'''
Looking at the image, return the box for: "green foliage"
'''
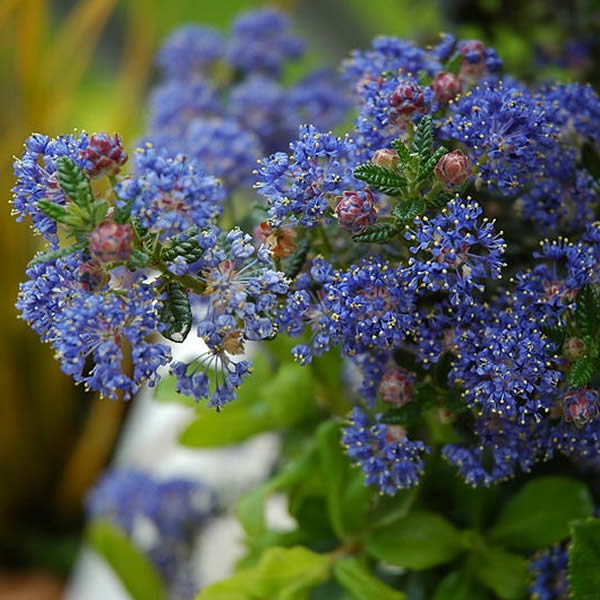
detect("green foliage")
[195,546,331,600]
[352,222,402,243]
[161,228,204,263]
[57,156,94,210]
[444,52,463,75]
[333,558,407,600]
[575,285,600,337]
[281,235,310,280]
[392,197,426,221]
[411,115,434,158]
[87,521,167,600]
[489,476,594,552]
[567,356,596,387]
[29,240,87,265]
[569,518,600,600]
[353,163,407,196]
[160,280,193,342]
[433,569,490,600]
[581,142,600,180]
[365,510,463,569]
[475,546,529,600]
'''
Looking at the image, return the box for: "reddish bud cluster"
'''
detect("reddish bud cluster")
[379,366,415,406]
[334,189,377,234]
[388,81,426,122]
[81,132,128,178]
[88,220,134,263]
[371,148,401,171]
[435,150,471,187]
[431,72,461,103]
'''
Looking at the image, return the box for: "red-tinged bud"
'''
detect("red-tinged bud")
[254,221,297,258]
[563,337,586,361]
[563,388,599,427]
[372,148,401,170]
[435,150,471,187]
[388,80,427,122]
[334,189,377,234]
[379,367,415,406]
[459,40,487,79]
[81,133,128,177]
[384,424,407,443]
[88,220,134,263]
[78,258,110,292]
[431,72,461,103]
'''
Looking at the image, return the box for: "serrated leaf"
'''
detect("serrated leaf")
[581,142,600,180]
[87,521,167,600]
[411,115,434,158]
[334,558,406,600]
[567,357,596,387]
[540,324,566,349]
[126,249,151,269]
[417,146,447,183]
[489,476,593,552]
[569,518,600,600]
[352,222,401,243]
[57,156,94,209]
[380,401,425,427]
[30,241,87,265]
[365,510,462,569]
[353,164,407,196]
[160,281,192,342]
[392,197,426,221]
[575,285,600,337]
[390,138,412,164]
[475,546,528,600]
[36,199,71,223]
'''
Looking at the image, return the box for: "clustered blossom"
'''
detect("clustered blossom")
[528,545,570,600]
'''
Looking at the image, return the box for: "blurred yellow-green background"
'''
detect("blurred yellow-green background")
[1,0,597,591]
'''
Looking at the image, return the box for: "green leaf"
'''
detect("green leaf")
[365,510,463,569]
[390,138,412,164]
[87,521,167,600]
[575,285,600,337]
[567,356,596,387]
[569,518,600,600]
[581,141,600,180]
[489,476,594,552]
[57,156,94,209]
[475,546,528,600]
[281,235,310,280]
[411,115,434,158]
[160,281,192,342]
[30,241,87,265]
[540,324,566,349]
[161,238,204,263]
[353,164,407,196]
[369,488,418,529]
[334,558,406,600]
[392,197,426,221]
[317,420,370,538]
[352,222,401,243]
[126,248,151,269]
[36,199,71,223]
[444,52,463,75]
[433,569,490,600]
[418,146,447,183]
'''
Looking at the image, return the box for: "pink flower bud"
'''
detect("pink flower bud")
[563,337,586,361]
[435,150,471,187]
[81,133,128,177]
[431,72,461,103]
[334,189,377,234]
[563,388,599,427]
[379,367,415,406]
[384,424,407,443]
[388,80,427,122]
[372,148,401,170]
[88,220,134,263]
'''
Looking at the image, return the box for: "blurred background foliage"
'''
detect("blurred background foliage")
[1,0,598,581]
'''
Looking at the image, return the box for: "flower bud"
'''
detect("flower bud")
[334,189,377,234]
[81,132,128,177]
[458,40,487,79]
[384,424,407,443]
[562,388,599,427]
[372,148,401,171]
[379,367,415,406]
[435,150,471,187]
[88,220,134,263]
[388,80,427,122]
[78,258,110,292]
[431,72,461,103]
[563,337,586,361]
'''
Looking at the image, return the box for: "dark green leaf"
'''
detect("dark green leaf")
[380,400,427,427]
[30,241,87,265]
[567,357,596,387]
[281,235,310,280]
[540,324,566,349]
[569,518,600,600]
[353,164,407,196]
[433,569,490,600]
[475,546,529,600]
[392,197,426,221]
[418,146,448,183]
[126,249,151,269]
[36,199,71,223]
[365,510,463,569]
[352,222,401,243]
[334,558,406,600]
[581,142,600,180]
[57,156,94,209]
[87,521,167,600]
[161,238,203,263]
[444,52,463,75]
[489,476,594,552]
[369,488,418,528]
[160,281,192,342]
[391,138,412,164]
[412,115,434,158]
[575,285,600,337]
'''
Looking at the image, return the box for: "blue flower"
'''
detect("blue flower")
[528,545,569,600]
[342,407,429,494]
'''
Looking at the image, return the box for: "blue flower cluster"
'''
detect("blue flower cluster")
[528,544,569,600]
[86,467,216,597]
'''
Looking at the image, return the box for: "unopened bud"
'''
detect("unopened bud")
[89,220,134,263]
[431,72,461,103]
[435,150,471,187]
[388,80,427,122]
[372,148,401,171]
[458,40,487,79]
[384,424,407,443]
[379,367,415,406]
[334,189,377,234]
[563,388,599,427]
[81,133,128,177]
[563,337,586,361]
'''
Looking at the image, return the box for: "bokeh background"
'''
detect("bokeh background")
[1,0,598,595]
